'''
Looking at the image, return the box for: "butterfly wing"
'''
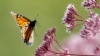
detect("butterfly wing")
[10,11,34,46]
[21,25,34,45]
[10,11,31,28]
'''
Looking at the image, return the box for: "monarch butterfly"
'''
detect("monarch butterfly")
[10,11,37,46]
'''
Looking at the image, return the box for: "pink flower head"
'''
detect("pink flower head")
[82,0,99,9]
[35,27,70,56]
[35,27,56,56]
[44,27,56,41]
[62,4,78,32]
[81,12,100,38]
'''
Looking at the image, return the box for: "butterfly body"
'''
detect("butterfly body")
[29,20,37,27]
[10,11,36,46]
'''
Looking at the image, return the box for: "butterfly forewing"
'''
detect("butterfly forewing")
[10,11,31,28]
[10,11,35,46]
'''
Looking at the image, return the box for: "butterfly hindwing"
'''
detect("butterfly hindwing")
[21,24,34,45]
[10,11,36,46]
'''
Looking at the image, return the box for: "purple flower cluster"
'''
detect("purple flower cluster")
[35,0,100,56]
[62,4,85,32]
[35,27,55,56]
[62,4,77,32]
[81,12,100,38]
[82,0,99,9]
[35,27,69,56]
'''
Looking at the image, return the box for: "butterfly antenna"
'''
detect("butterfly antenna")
[33,14,41,36]
[34,14,39,20]
[34,14,42,20]
[34,14,41,28]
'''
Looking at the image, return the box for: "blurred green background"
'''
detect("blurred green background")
[0,0,100,56]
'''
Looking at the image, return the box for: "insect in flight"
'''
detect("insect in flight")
[10,11,37,46]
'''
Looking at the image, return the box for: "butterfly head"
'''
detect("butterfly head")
[29,20,37,27]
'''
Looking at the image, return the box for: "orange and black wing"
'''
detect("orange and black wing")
[10,11,34,46]
[10,11,31,28]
